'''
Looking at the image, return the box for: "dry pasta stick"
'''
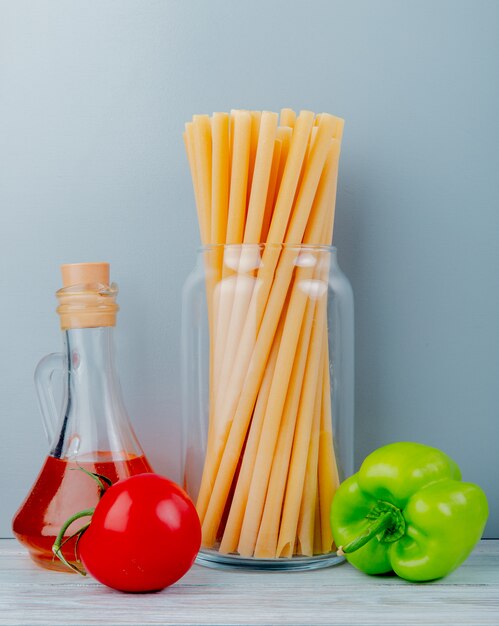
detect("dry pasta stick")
[197,111,251,522]
[250,114,323,324]
[314,126,342,542]
[245,112,279,242]
[236,260,316,557]
[292,139,342,556]
[266,111,316,243]
[200,122,335,547]
[237,136,339,555]
[313,486,322,555]
[296,358,323,556]
[193,114,342,548]
[213,112,278,411]
[192,115,212,243]
[186,115,211,243]
[219,308,286,554]
[183,126,205,244]
[201,119,337,547]
[274,135,342,557]
[270,142,339,552]
[318,134,343,553]
[230,112,314,355]
[208,111,279,524]
[318,342,340,553]
[195,112,315,528]
[276,295,327,558]
[185,120,218,370]
[280,108,296,127]
[295,126,318,209]
[209,113,230,400]
[209,133,338,555]
[251,186,334,558]
[183,109,344,554]
[316,136,342,553]
[211,109,252,389]
[185,122,216,438]
[211,112,230,247]
[260,137,283,242]
[189,117,219,423]
[228,111,235,175]
[284,116,336,242]
[252,292,316,557]
[255,302,329,557]
[221,114,334,425]
[261,125,293,242]
[200,275,294,544]
[192,115,215,327]
[225,110,252,243]
[185,123,217,418]
[272,127,293,211]
[182,118,283,369]
[246,111,262,206]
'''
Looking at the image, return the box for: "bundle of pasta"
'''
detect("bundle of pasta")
[184,109,343,558]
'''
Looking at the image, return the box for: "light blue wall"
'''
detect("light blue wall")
[1,0,498,536]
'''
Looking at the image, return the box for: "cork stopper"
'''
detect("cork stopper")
[56,262,119,330]
[61,262,110,288]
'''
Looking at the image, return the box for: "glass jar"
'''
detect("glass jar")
[182,244,353,570]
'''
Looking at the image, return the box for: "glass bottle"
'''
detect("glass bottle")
[12,263,152,571]
[182,244,354,570]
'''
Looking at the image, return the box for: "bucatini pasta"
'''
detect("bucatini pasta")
[184,109,343,558]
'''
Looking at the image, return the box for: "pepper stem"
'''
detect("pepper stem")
[337,511,394,556]
[52,508,94,575]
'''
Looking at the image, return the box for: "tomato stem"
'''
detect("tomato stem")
[52,508,95,575]
[70,466,113,496]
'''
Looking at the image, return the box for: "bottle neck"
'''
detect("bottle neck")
[64,326,118,393]
[51,326,143,461]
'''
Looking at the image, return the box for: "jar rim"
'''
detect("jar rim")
[199,243,336,253]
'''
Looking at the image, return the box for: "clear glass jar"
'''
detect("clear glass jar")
[182,244,354,570]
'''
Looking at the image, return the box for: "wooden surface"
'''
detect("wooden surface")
[0,539,498,626]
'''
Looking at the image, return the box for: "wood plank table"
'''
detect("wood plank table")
[0,539,498,625]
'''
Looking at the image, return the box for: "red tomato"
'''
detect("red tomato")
[78,473,201,592]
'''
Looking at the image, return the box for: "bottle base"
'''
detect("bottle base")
[195,549,345,571]
[28,551,78,573]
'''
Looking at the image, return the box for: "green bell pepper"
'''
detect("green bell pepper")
[330,442,488,582]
